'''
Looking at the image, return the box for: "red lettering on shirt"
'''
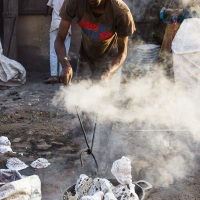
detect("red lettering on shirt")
[79,20,99,32]
[100,32,113,40]
[79,20,114,40]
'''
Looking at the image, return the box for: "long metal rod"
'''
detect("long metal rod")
[75,106,90,149]
[91,152,98,171]
[75,106,98,171]
[91,116,97,151]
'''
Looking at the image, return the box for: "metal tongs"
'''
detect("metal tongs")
[75,106,98,172]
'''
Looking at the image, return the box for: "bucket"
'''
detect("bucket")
[63,179,152,200]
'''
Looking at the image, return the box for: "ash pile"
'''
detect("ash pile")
[63,157,152,200]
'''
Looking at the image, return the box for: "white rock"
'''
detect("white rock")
[75,174,93,199]
[104,190,117,200]
[0,136,12,153]
[6,157,28,171]
[88,178,101,196]
[0,146,12,154]
[112,184,139,200]
[30,158,50,169]
[129,183,139,200]
[0,136,11,146]
[111,156,132,185]
[81,191,104,200]
[99,179,113,193]
[88,178,113,196]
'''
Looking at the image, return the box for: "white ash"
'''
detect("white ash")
[75,174,93,199]
[111,156,132,185]
[81,191,104,200]
[112,184,139,200]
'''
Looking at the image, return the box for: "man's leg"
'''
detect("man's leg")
[50,30,58,77]
[44,30,58,83]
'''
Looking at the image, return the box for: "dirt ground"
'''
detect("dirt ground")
[0,72,200,200]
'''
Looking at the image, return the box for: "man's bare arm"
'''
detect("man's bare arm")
[55,19,71,68]
[102,36,128,80]
[55,20,72,85]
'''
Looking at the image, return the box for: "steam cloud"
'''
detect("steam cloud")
[52,66,200,188]
[53,72,200,135]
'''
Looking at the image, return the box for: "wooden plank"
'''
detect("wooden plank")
[3,0,18,60]
[0,0,3,40]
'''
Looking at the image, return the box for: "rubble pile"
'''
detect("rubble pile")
[0,136,50,199]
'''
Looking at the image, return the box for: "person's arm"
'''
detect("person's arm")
[101,36,128,80]
[55,19,72,85]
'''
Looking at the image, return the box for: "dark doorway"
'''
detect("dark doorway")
[0,0,3,43]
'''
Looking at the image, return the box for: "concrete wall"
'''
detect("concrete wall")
[17,15,81,72]
[17,15,50,72]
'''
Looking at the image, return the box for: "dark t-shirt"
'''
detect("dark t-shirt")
[60,0,135,65]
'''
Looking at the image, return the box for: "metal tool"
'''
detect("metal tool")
[75,106,98,172]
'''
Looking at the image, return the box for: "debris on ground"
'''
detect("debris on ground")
[0,169,41,200]
[6,157,28,171]
[30,158,51,169]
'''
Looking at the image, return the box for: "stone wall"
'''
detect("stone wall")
[125,0,166,44]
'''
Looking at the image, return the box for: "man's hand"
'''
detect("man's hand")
[60,66,73,85]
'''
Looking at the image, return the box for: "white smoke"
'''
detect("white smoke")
[53,72,200,137]
[52,68,200,187]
